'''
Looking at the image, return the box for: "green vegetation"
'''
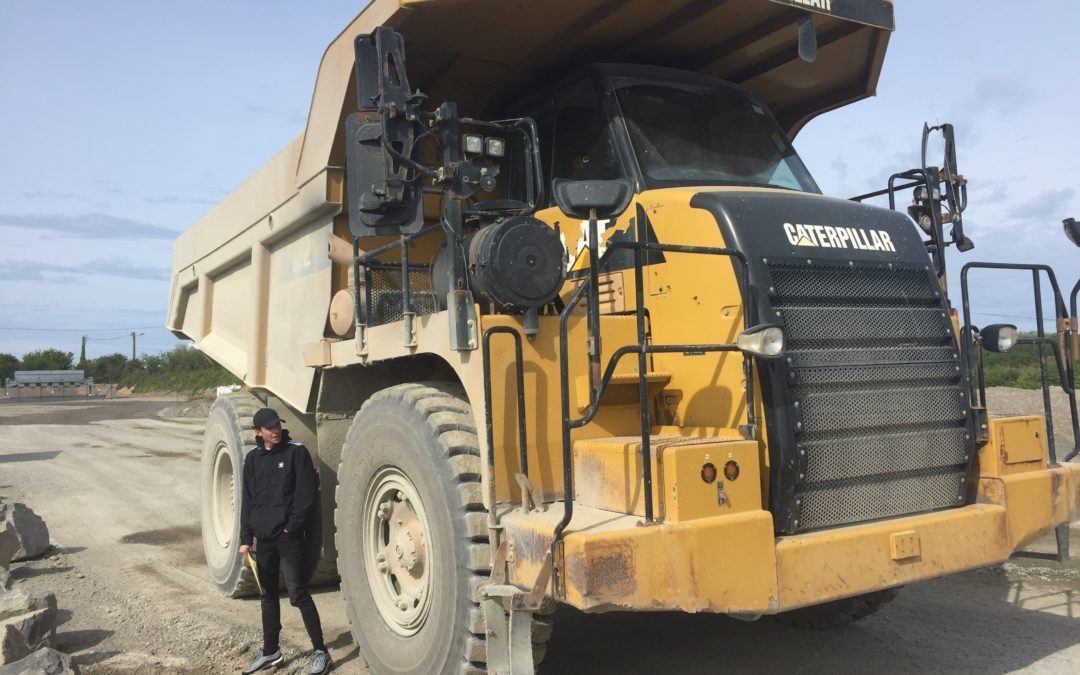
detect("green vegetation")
[109,347,242,394]
[1,346,240,395]
[981,332,1079,389]
[19,348,75,371]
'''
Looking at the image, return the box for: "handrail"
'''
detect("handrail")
[960,262,1079,464]
[481,326,528,529]
[551,205,754,576]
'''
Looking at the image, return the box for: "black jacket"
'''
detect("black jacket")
[239,431,319,546]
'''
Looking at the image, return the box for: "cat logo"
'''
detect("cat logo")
[783,222,896,252]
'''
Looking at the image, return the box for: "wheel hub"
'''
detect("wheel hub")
[211,442,236,549]
[363,468,434,636]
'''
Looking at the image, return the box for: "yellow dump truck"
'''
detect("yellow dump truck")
[168,1,1080,672]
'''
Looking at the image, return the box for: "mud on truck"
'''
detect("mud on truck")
[167,1,1080,672]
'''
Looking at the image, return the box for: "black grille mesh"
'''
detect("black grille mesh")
[368,268,437,326]
[769,261,970,532]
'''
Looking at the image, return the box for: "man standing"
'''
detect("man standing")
[239,407,331,674]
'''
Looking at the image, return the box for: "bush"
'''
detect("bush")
[981,333,1078,390]
[117,346,242,394]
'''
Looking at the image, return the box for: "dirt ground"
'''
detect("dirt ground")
[0,394,1077,674]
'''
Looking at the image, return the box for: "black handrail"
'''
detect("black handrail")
[481,326,529,511]
[351,221,446,330]
[960,262,1079,464]
[551,211,753,573]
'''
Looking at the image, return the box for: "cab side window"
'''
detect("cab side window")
[551,78,621,184]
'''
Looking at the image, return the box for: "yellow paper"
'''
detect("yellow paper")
[245,552,263,594]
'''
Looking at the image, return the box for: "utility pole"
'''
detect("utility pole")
[130,332,144,360]
[80,335,87,366]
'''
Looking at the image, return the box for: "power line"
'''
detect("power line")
[0,325,163,332]
[971,311,1058,323]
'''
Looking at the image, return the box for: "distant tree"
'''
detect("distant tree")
[83,353,129,384]
[0,353,18,382]
[20,348,74,371]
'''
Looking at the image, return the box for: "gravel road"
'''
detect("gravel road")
[0,395,1076,673]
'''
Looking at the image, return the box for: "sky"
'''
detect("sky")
[1,1,1077,361]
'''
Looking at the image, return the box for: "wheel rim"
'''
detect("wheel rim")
[362,466,434,637]
[211,442,236,550]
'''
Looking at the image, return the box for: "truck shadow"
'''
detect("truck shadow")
[541,564,1080,673]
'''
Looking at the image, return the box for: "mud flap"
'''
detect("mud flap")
[481,594,534,675]
[1055,523,1070,561]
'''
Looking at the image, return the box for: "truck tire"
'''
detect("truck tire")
[775,588,900,629]
[335,382,553,674]
[200,392,261,597]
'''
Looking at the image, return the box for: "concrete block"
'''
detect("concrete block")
[0,647,77,674]
[3,505,49,561]
[0,624,29,666]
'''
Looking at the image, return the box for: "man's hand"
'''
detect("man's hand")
[239,544,251,557]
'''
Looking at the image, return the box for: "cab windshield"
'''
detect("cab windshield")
[614,82,820,193]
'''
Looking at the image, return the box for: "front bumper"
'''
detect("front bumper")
[502,425,1080,614]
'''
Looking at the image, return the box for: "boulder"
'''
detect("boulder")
[0,590,56,622]
[0,524,17,570]
[0,624,29,666]
[0,647,77,674]
[0,608,54,652]
[2,505,49,561]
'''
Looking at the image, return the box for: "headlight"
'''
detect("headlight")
[463,134,483,154]
[979,324,1018,353]
[485,137,505,157]
[737,324,785,358]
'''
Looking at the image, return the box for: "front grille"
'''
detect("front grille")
[767,260,971,533]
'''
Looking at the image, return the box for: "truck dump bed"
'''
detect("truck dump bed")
[167,0,894,411]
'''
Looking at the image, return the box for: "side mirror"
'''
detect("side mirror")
[979,324,1019,353]
[1064,217,1080,247]
[552,178,634,220]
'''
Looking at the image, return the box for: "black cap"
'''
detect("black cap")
[252,408,284,429]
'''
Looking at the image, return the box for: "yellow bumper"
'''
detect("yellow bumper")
[504,461,1080,614]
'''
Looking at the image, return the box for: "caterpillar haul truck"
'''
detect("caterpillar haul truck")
[168,1,1080,672]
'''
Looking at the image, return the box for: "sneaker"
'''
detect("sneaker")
[242,649,283,674]
[309,649,331,674]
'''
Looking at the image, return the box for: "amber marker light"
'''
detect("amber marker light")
[700,463,717,484]
[724,460,741,481]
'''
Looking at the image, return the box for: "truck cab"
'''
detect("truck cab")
[513,64,820,200]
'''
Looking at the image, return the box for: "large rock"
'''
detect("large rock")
[1,505,49,561]
[0,524,17,570]
[0,647,77,674]
[0,625,29,666]
[0,590,56,622]
[0,609,54,653]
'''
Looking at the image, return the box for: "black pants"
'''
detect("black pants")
[255,532,324,654]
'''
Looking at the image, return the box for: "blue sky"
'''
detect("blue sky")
[1,1,1077,360]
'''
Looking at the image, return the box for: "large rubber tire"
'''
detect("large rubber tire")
[200,392,261,597]
[335,383,554,674]
[775,588,900,629]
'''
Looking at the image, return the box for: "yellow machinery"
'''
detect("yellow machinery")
[168,1,1080,673]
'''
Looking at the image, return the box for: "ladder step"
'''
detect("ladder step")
[576,371,671,411]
